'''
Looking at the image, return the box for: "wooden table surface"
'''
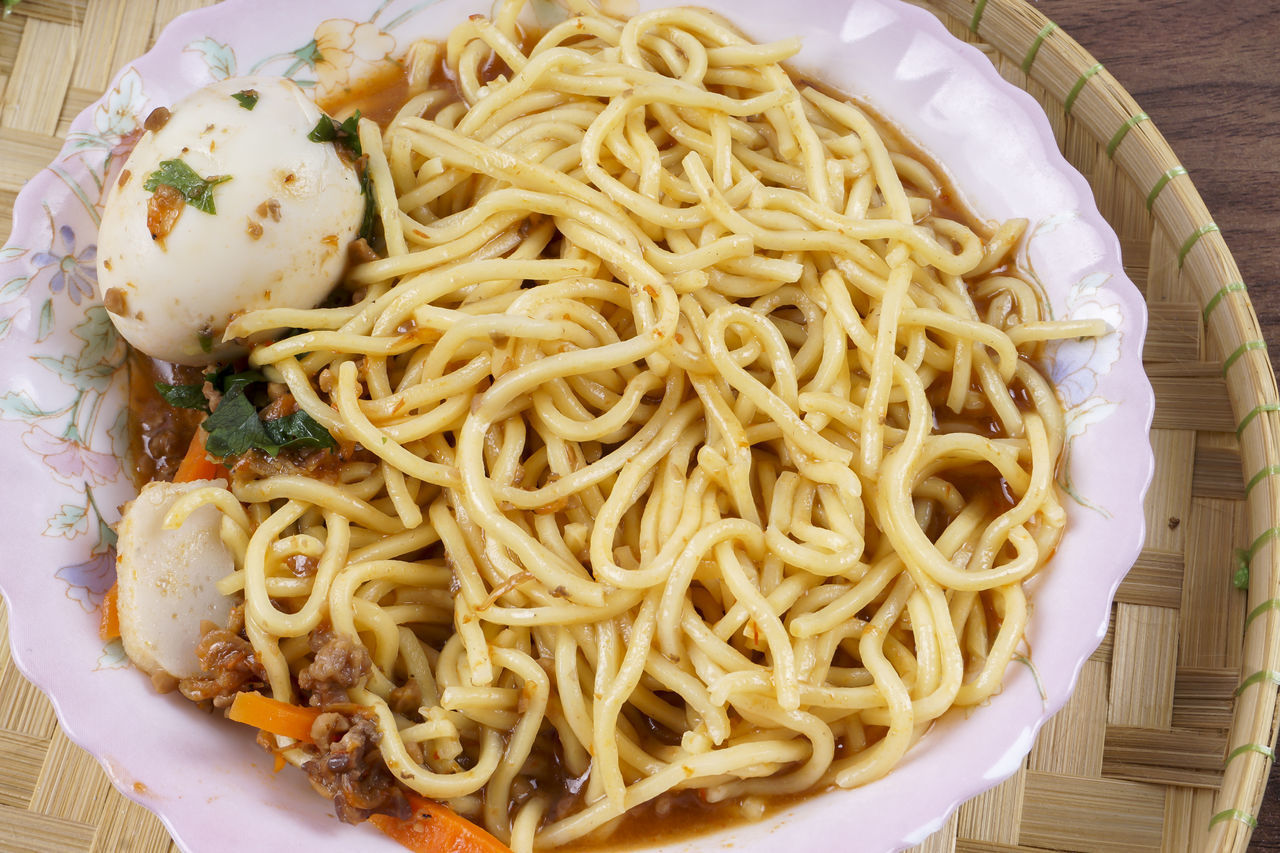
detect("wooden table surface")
[1040,1,1280,848]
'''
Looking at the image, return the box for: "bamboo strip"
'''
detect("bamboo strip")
[11,0,85,26]
[1144,429,1195,553]
[1089,611,1115,665]
[89,797,176,853]
[0,803,95,852]
[1027,659,1108,777]
[1147,368,1237,432]
[1107,604,1179,728]
[107,2,155,88]
[0,188,15,249]
[0,664,57,739]
[1193,434,1246,500]
[153,0,216,40]
[0,730,46,809]
[0,127,66,195]
[955,768,1024,845]
[1179,497,1250,669]
[55,86,100,139]
[1018,770,1166,851]
[1143,302,1202,364]
[1144,224,1185,305]
[1115,549,1183,609]
[0,25,22,71]
[70,0,127,91]
[1,18,77,135]
[1102,726,1229,789]
[28,728,114,824]
[1162,786,1217,853]
[1172,667,1245,732]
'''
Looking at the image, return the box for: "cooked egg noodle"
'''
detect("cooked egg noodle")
[190,1,1105,849]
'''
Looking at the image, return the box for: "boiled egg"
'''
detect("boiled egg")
[96,75,365,365]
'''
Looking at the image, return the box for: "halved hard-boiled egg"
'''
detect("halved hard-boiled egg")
[96,75,365,365]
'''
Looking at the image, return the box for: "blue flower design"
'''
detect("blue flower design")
[32,224,96,304]
[56,547,116,612]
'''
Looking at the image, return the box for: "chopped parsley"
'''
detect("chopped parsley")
[142,159,232,215]
[308,111,362,158]
[231,89,259,110]
[154,381,209,411]
[157,367,337,458]
[197,329,215,352]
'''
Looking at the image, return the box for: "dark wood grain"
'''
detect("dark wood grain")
[1037,1,1280,849]
[1043,0,1280,356]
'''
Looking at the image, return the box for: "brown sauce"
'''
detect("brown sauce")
[126,350,203,486]
[318,61,414,127]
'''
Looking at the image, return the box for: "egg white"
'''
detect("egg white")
[96,75,365,365]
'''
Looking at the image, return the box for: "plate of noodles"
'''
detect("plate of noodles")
[0,0,1154,851]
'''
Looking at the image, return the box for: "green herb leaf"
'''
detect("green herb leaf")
[157,366,338,458]
[209,363,264,394]
[197,369,337,458]
[231,89,259,110]
[202,389,266,457]
[142,159,232,215]
[197,330,214,352]
[308,111,362,157]
[263,410,338,453]
[154,382,209,412]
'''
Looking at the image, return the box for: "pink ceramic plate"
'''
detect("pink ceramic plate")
[0,0,1154,850]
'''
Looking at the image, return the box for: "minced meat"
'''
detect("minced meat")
[298,628,372,707]
[178,605,265,707]
[302,712,410,824]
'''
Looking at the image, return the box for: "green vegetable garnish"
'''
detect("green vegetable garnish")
[142,159,232,215]
[308,111,362,157]
[155,382,210,412]
[158,367,337,458]
[231,89,259,110]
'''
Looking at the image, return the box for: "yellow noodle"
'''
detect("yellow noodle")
[188,2,1095,849]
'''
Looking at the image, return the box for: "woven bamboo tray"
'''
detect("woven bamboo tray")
[1,0,1277,851]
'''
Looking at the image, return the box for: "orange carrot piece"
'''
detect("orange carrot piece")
[99,582,120,641]
[174,428,229,483]
[372,795,513,853]
[227,691,321,743]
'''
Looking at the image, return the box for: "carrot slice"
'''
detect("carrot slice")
[372,795,513,853]
[227,691,321,743]
[99,582,120,641]
[174,428,230,483]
